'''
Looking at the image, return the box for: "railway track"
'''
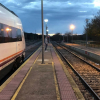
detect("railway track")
[0,41,41,86]
[61,43,100,69]
[52,42,100,100]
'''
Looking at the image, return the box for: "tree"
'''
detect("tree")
[84,11,100,42]
[51,33,62,41]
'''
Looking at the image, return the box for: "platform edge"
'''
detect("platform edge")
[52,62,61,100]
[11,49,40,100]
[53,45,85,100]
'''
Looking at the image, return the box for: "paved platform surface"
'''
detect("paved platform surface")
[64,43,100,56]
[15,43,78,100]
[15,45,57,100]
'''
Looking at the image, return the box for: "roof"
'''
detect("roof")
[0,3,18,17]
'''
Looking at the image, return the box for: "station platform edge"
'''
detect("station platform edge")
[62,43,100,63]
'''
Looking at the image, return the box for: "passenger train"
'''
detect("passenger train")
[0,3,25,80]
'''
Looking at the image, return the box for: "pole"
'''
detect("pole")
[86,19,88,48]
[86,32,88,47]
[41,0,44,64]
[46,24,48,43]
[72,30,73,44]
[35,30,36,34]
[46,24,47,36]
[67,34,68,43]
[63,34,64,42]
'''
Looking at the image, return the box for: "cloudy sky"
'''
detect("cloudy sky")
[0,0,100,35]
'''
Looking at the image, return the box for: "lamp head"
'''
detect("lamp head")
[70,24,75,30]
[44,19,48,23]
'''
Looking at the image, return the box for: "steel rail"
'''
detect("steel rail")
[52,42,100,100]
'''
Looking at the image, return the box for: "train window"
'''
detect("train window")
[0,23,4,43]
[12,27,17,42]
[3,24,12,43]
[0,23,22,43]
[17,29,22,41]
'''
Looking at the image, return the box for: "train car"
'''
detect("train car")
[0,3,25,80]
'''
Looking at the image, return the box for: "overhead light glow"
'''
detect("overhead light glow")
[44,19,48,23]
[70,24,75,30]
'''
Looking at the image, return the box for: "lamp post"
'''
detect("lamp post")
[70,24,75,44]
[46,30,49,42]
[62,33,64,42]
[41,0,45,64]
[67,34,68,43]
[63,34,64,42]
[46,29,49,37]
[86,19,89,48]
[44,19,48,37]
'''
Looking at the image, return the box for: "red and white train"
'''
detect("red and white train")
[0,3,25,80]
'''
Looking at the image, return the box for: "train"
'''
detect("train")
[0,3,25,80]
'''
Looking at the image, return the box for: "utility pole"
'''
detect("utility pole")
[41,0,44,64]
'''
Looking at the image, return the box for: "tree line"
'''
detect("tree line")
[84,11,100,42]
[51,32,86,43]
[24,32,42,41]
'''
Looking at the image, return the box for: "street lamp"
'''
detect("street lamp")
[63,34,64,42]
[62,33,64,42]
[41,0,45,64]
[67,34,68,43]
[44,19,48,37]
[44,19,48,23]
[70,24,75,43]
[86,19,89,48]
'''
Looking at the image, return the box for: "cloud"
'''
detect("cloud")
[0,0,100,34]
[22,1,74,10]
[23,1,41,9]
[79,11,87,12]
[5,0,19,4]
[78,15,94,18]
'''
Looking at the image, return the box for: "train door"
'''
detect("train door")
[16,28,23,55]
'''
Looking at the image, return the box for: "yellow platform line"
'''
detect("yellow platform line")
[53,46,85,100]
[50,44,61,100]
[0,47,41,92]
[52,62,61,100]
[11,52,40,100]
[11,49,39,100]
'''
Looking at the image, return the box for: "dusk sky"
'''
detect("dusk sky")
[0,0,100,35]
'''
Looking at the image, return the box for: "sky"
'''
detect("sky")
[0,0,100,35]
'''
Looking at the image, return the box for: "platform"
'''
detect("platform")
[62,43,100,63]
[0,43,85,100]
[64,43,100,55]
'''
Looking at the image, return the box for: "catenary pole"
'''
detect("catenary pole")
[41,0,44,64]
